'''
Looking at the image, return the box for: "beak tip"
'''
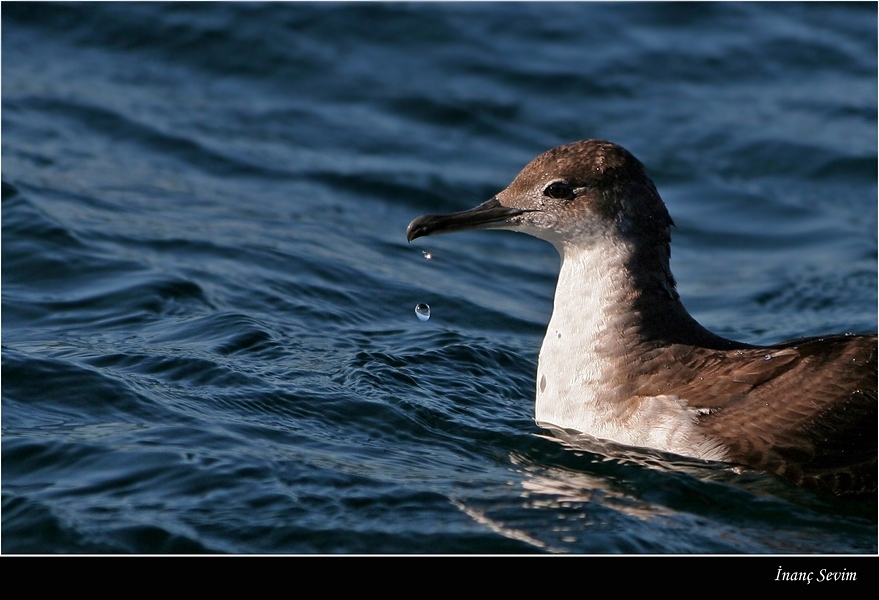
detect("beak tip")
[405,222,418,243]
[406,215,431,243]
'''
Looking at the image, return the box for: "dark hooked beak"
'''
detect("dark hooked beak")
[406,197,529,242]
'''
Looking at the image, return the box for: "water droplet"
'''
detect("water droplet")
[415,303,430,322]
[422,250,433,260]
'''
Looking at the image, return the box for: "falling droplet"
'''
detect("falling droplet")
[422,250,433,260]
[415,303,430,322]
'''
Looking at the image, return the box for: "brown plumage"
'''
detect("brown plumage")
[407,139,877,496]
[622,335,877,495]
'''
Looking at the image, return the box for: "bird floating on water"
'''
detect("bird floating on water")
[407,139,877,496]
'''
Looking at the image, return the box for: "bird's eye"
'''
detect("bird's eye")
[544,181,574,200]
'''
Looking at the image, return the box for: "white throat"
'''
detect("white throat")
[534,241,728,462]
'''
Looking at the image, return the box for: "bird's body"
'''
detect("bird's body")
[407,139,876,496]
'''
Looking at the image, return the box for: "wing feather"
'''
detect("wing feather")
[632,334,877,495]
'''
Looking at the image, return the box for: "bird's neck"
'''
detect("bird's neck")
[548,238,698,353]
[554,236,744,353]
[533,238,739,457]
[536,239,672,415]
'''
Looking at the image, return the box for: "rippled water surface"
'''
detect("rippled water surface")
[2,2,876,555]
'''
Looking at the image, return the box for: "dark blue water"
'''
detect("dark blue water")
[2,2,876,555]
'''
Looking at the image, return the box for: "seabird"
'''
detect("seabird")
[407,139,877,496]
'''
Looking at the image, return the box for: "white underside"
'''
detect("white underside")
[534,243,729,462]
